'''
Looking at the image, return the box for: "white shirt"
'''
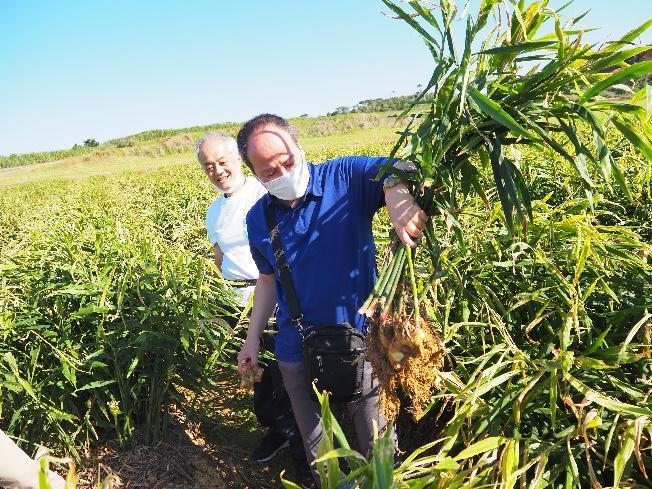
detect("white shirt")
[205,177,267,304]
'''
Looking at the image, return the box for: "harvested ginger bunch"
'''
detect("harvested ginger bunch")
[367,315,445,422]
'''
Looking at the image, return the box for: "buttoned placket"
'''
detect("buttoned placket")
[271,193,314,234]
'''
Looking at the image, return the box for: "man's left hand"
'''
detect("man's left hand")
[385,183,428,248]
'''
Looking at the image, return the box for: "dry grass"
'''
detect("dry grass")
[67,372,295,489]
[1,125,398,187]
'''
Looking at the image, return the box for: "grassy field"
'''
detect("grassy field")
[1,118,398,187]
[0,126,398,187]
[0,113,399,487]
[2,102,652,488]
[4,0,652,484]
[0,112,399,173]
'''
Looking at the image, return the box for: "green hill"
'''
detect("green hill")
[0,112,399,170]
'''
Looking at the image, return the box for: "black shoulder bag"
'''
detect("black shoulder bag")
[265,203,366,402]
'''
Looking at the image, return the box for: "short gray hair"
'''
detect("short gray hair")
[195,132,237,157]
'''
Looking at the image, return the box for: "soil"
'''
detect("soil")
[65,371,297,489]
[50,333,449,488]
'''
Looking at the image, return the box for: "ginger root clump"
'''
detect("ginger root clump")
[239,362,264,391]
[367,315,445,422]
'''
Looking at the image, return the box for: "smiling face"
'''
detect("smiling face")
[245,124,303,184]
[197,138,244,194]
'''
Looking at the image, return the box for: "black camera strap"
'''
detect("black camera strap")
[264,203,305,335]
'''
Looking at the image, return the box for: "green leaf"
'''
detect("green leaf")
[127,357,139,378]
[566,437,580,487]
[573,232,591,285]
[580,61,652,103]
[578,154,597,187]
[631,83,652,119]
[61,360,77,388]
[565,373,652,416]
[613,424,636,488]
[408,1,442,35]
[501,158,526,223]
[454,436,507,460]
[372,437,395,489]
[314,448,367,464]
[398,57,453,119]
[506,159,533,221]
[575,356,616,370]
[583,326,612,355]
[604,414,621,465]
[501,439,519,489]
[587,45,652,73]
[433,457,460,471]
[612,117,652,162]
[610,158,633,202]
[397,438,448,471]
[603,18,652,53]
[74,380,116,394]
[73,304,109,318]
[533,28,598,42]
[476,0,499,32]
[467,86,537,140]
[577,105,631,197]
[550,368,558,428]
[618,312,652,364]
[280,473,303,489]
[478,40,556,55]
[38,458,53,489]
[571,10,590,26]
[489,139,515,232]
[381,0,439,47]
[2,352,37,401]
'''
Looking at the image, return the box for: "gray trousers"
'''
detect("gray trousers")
[278,360,395,484]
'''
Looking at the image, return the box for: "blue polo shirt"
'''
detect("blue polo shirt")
[246,156,388,362]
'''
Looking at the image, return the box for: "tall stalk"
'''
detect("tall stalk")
[359,1,652,487]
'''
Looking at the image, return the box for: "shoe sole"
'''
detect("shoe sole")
[254,439,289,463]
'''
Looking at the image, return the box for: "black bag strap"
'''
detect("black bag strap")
[264,202,304,333]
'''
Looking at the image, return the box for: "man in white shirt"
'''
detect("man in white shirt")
[197,133,309,485]
[201,133,267,306]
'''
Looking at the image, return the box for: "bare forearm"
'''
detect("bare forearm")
[237,274,276,371]
[384,159,427,248]
[247,274,276,342]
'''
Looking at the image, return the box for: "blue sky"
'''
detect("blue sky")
[1,0,650,156]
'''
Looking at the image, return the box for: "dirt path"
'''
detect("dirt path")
[61,368,446,487]
[72,371,295,488]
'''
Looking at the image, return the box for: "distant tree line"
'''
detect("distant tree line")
[602,46,652,96]
[71,138,99,149]
[330,47,652,116]
[629,47,652,91]
[327,87,435,116]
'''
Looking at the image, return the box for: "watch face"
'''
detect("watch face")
[383,174,400,189]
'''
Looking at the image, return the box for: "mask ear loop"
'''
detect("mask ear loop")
[297,145,306,165]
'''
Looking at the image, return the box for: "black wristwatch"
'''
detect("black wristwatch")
[382,174,401,191]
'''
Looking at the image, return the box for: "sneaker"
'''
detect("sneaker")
[251,431,289,463]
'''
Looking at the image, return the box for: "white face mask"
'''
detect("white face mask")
[262,156,310,201]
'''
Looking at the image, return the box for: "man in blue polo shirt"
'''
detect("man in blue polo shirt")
[235,114,426,486]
